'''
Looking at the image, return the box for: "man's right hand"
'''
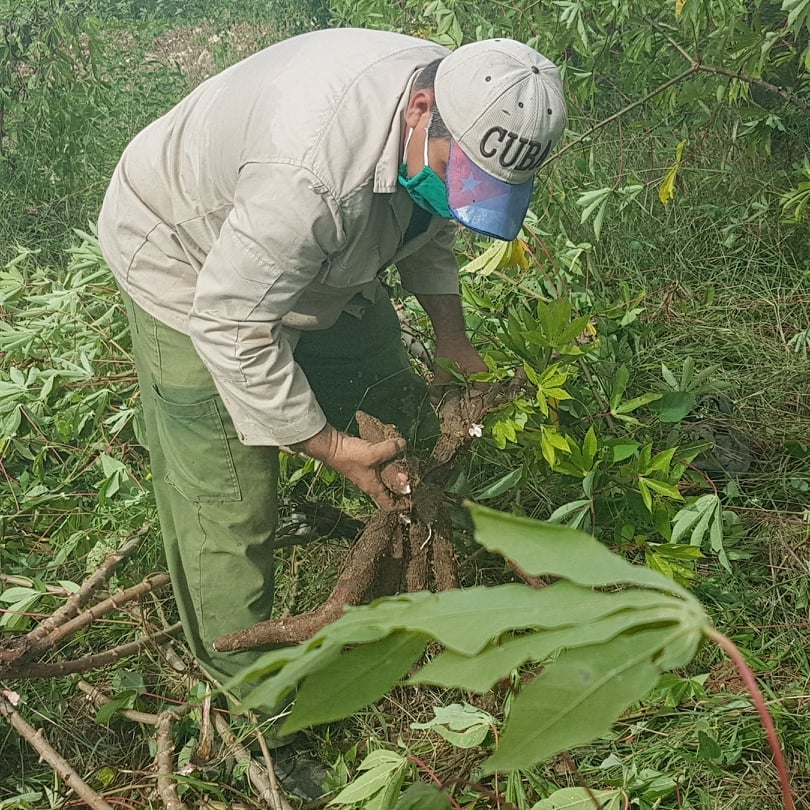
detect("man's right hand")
[294,424,409,511]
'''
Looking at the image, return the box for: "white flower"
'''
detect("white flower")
[468,423,484,438]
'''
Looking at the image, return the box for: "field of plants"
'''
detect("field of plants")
[0,0,808,808]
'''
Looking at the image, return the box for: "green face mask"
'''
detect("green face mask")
[397,126,452,219]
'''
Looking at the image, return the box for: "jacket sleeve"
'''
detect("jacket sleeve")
[396,220,460,296]
[188,161,343,446]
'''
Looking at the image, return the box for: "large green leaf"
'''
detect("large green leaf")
[467,502,691,598]
[411,604,686,692]
[327,581,680,657]
[280,632,427,733]
[483,626,697,772]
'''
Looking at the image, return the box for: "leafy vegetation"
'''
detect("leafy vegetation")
[1,0,808,808]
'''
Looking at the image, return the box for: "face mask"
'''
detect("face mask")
[398,124,452,219]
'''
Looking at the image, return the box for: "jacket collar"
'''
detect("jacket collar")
[373,71,419,193]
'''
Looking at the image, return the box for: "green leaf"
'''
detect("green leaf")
[393,783,452,810]
[614,392,663,415]
[661,363,678,389]
[467,502,691,597]
[638,478,653,512]
[282,632,427,733]
[235,642,343,711]
[461,239,512,276]
[483,627,694,772]
[532,787,623,809]
[547,499,591,525]
[95,690,136,725]
[476,467,523,500]
[329,750,407,806]
[639,477,684,501]
[609,366,630,410]
[326,581,675,657]
[649,391,697,423]
[412,605,686,692]
[582,426,597,466]
[410,703,494,749]
[608,439,640,462]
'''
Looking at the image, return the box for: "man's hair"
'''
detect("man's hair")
[413,58,450,139]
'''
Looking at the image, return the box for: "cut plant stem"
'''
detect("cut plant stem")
[706,629,795,810]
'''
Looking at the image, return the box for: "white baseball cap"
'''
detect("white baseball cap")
[434,39,567,240]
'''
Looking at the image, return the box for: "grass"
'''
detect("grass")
[0,1,808,808]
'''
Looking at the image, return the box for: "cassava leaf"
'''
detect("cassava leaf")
[483,626,698,772]
[236,642,343,712]
[393,782,452,809]
[467,502,692,598]
[411,604,687,692]
[649,391,697,423]
[281,632,427,733]
[410,703,494,748]
[532,787,623,809]
[476,467,523,499]
[329,750,407,805]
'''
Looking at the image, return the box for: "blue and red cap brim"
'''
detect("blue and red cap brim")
[446,139,534,241]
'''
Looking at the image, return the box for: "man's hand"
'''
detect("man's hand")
[415,292,488,389]
[294,424,409,511]
[434,337,489,385]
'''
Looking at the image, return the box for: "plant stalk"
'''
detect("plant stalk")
[706,629,795,810]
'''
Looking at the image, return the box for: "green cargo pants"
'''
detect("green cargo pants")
[119,289,434,689]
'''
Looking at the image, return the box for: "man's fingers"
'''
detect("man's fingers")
[380,461,410,495]
[366,437,406,465]
[370,482,407,512]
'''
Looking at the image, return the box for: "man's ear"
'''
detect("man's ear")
[405,88,436,128]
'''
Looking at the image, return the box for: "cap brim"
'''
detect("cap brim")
[446,139,533,241]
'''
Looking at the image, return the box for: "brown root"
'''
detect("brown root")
[214,378,522,652]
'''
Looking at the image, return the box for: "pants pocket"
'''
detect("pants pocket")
[152,385,242,503]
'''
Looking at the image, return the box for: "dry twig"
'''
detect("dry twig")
[0,691,115,810]
[6,622,183,679]
[156,710,189,810]
[26,525,151,644]
[212,711,294,810]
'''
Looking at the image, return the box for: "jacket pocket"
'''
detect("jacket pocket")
[152,385,242,503]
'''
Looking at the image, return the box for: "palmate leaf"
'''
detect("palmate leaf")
[483,625,702,773]
[467,502,692,598]
[411,604,688,693]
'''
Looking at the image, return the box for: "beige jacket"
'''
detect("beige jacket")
[98,28,459,446]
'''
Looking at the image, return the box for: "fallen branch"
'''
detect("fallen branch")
[156,710,189,810]
[212,711,293,810]
[26,525,151,644]
[0,573,171,673]
[7,622,183,679]
[0,691,115,810]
